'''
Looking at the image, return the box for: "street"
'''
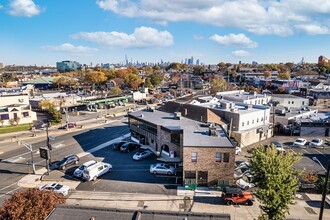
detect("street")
[0,118,129,204]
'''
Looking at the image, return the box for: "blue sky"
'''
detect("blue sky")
[1,0,330,66]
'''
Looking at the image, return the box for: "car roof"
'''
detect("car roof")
[224,187,243,195]
[82,160,97,166]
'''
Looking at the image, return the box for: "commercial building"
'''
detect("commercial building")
[56,61,81,72]
[128,109,235,186]
[272,94,309,108]
[0,94,37,126]
[216,90,271,106]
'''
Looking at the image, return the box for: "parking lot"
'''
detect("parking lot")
[238,135,330,175]
[62,145,181,195]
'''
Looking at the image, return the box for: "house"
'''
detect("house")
[128,109,235,186]
[0,94,37,126]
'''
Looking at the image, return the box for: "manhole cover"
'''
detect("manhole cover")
[304,207,317,215]
[137,201,144,207]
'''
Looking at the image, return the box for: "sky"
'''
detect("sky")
[1,0,330,66]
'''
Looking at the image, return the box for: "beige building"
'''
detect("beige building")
[0,94,37,126]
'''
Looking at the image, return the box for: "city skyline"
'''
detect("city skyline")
[1,0,330,66]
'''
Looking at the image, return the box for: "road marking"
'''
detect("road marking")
[76,133,131,158]
[92,180,100,185]
[0,151,3,155]
[313,148,327,157]
[0,182,18,192]
[3,156,25,163]
[52,143,65,149]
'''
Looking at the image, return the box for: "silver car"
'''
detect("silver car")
[150,163,175,175]
[73,160,97,177]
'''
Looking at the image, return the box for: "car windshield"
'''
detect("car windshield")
[296,139,303,143]
[311,139,319,143]
[78,165,86,170]
[163,164,170,169]
[54,184,63,190]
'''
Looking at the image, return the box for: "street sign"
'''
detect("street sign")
[39,147,50,160]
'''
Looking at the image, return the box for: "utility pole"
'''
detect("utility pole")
[46,125,52,166]
[319,160,330,220]
[21,141,36,174]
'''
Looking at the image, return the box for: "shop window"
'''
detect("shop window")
[191,152,197,162]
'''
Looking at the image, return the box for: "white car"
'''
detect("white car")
[235,161,250,171]
[326,195,330,206]
[270,142,286,153]
[39,182,70,196]
[73,160,97,178]
[236,176,255,190]
[132,150,154,161]
[235,147,241,155]
[82,162,112,181]
[150,163,175,175]
[293,138,307,147]
[309,139,323,147]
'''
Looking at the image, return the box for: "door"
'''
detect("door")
[197,171,208,186]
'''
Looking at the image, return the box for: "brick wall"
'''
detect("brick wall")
[157,127,182,159]
[183,146,235,185]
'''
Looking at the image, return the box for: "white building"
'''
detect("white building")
[190,97,272,147]
[216,90,271,106]
[272,94,309,108]
[0,94,37,126]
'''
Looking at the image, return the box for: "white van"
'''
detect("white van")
[73,160,97,178]
[82,162,112,181]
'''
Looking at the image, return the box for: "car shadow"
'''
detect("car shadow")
[193,196,222,205]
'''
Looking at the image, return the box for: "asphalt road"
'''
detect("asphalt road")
[0,119,129,204]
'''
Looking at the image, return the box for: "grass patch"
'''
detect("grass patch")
[0,124,31,134]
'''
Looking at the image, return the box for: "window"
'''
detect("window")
[257,118,259,123]
[247,121,249,125]
[22,112,29,117]
[252,120,254,124]
[261,117,263,121]
[171,133,180,145]
[223,153,230,162]
[302,101,305,105]
[0,114,9,120]
[216,152,222,162]
[242,122,244,127]
[191,152,197,162]
[288,101,290,104]
[292,101,294,104]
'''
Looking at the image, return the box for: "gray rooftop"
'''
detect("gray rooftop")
[129,110,233,148]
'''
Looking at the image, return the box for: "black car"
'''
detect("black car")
[120,142,141,152]
[51,154,79,170]
[110,141,127,150]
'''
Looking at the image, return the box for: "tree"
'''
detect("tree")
[13,117,20,125]
[110,86,122,96]
[278,72,291,80]
[210,76,227,95]
[250,145,301,220]
[0,188,65,220]
[264,71,272,78]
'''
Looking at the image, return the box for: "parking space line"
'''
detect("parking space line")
[92,180,100,185]
[313,148,327,157]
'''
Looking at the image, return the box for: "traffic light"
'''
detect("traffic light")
[39,147,50,160]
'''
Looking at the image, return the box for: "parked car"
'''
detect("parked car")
[39,182,70,196]
[222,187,254,206]
[150,163,175,175]
[120,142,141,152]
[110,141,127,150]
[236,176,255,190]
[133,149,154,160]
[235,147,241,155]
[309,139,323,147]
[58,122,77,129]
[234,167,254,179]
[82,162,112,181]
[235,161,250,171]
[73,160,97,178]
[51,154,79,170]
[293,138,307,147]
[269,142,286,153]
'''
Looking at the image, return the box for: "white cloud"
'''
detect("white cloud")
[71,26,174,48]
[210,33,257,48]
[193,35,204,41]
[42,43,98,54]
[232,50,250,57]
[8,0,43,17]
[295,24,329,35]
[96,0,330,36]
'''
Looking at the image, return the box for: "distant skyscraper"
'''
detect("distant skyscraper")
[196,59,200,65]
[125,54,128,66]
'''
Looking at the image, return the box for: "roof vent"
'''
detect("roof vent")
[208,123,217,136]
[140,114,144,118]
[174,112,181,120]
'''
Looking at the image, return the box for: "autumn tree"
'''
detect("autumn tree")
[210,76,227,95]
[110,86,122,96]
[278,72,291,80]
[0,188,65,220]
[264,71,272,78]
[250,145,301,220]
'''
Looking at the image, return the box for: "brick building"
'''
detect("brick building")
[128,109,235,186]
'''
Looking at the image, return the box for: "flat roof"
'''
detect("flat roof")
[272,94,308,99]
[129,110,233,148]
